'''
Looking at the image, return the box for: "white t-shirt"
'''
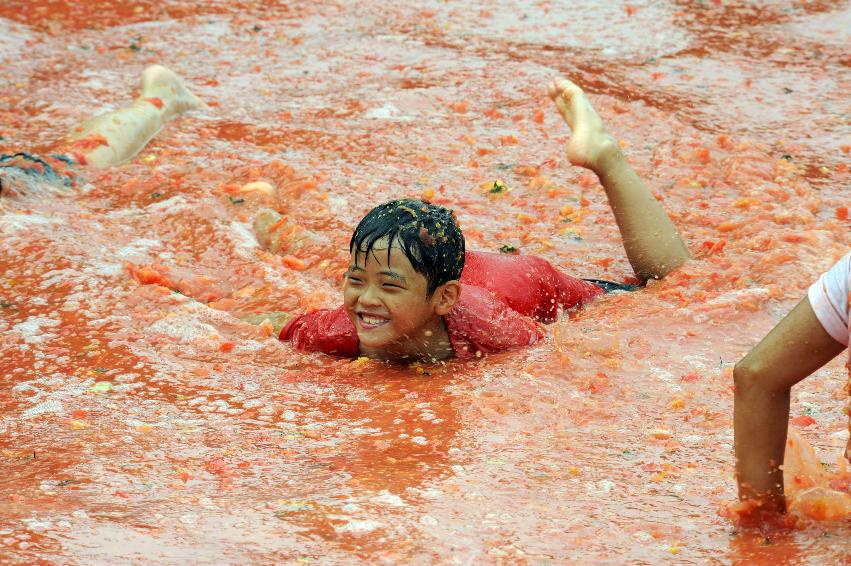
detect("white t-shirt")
[808,252,851,348]
[808,251,851,461]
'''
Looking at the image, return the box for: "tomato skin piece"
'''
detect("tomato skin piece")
[71,134,109,150]
[126,264,176,289]
[282,255,306,270]
[144,97,164,109]
[694,147,711,164]
[781,233,807,244]
[790,415,816,427]
[205,457,230,476]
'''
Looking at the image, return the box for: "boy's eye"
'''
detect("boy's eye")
[383,283,402,289]
[347,277,363,284]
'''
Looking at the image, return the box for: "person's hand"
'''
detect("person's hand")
[239,311,293,336]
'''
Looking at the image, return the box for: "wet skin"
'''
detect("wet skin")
[343,238,459,363]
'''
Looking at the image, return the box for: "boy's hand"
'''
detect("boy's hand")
[239,311,293,336]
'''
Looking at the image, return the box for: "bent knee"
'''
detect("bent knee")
[733,358,764,397]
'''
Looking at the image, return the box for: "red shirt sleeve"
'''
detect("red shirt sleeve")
[549,262,604,319]
[279,305,359,358]
[461,251,603,322]
[445,284,545,359]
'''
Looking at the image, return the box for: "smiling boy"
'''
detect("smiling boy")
[343,201,466,362]
[258,78,691,363]
[278,198,605,362]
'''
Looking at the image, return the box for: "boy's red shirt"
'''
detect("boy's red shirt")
[279,250,604,359]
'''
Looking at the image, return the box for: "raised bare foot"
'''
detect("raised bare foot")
[547,79,620,172]
[140,65,205,119]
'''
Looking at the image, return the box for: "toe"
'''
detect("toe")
[547,80,560,100]
[141,65,170,88]
[559,81,582,101]
[549,79,573,99]
[549,79,584,105]
[553,95,571,120]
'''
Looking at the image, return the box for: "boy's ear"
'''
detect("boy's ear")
[433,280,461,315]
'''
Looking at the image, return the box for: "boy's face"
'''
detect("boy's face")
[343,238,449,358]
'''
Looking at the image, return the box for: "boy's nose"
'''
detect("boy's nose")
[358,284,382,306]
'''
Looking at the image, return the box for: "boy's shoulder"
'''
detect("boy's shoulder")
[446,284,544,359]
[464,249,552,272]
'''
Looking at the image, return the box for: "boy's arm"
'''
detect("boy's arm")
[551,267,605,310]
[449,284,545,357]
[733,296,846,514]
[276,306,359,357]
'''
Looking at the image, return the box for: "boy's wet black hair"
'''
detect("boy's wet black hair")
[349,199,465,296]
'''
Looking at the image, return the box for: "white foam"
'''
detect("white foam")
[649,365,681,391]
[147,316,221,342]
[831,429,850,442]
[335,519,383,534]
[39,268,79,288]
[115,238,162,260]
[371,490,406,507]
[681,355,710,371]
[0,213,58,236]
[11,382,39,395]
[0,20,33,61]
[705,287,770,307]
[89,262,124,276]
[146,195,192,213]
[419,515,438,526]
[346,390,370,402]
[11,315,61,344]
[23,400,64,419]
[229,220,259,255]
[22,518,53,531]
[365,102,412,121]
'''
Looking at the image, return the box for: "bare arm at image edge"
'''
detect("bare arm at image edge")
[733,296,846,512]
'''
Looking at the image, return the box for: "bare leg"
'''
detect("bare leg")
[548,79,690,282]
[61,65,203,168]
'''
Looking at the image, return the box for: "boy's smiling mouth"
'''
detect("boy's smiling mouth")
[357,311,390,329]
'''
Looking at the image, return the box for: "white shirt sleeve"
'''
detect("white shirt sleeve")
[807,252,851,346]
